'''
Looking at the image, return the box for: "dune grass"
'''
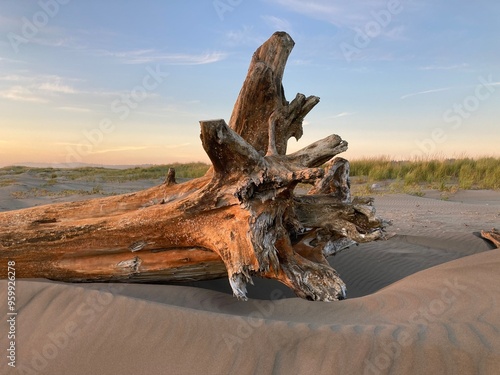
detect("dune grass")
[0,179,16,187]
[0,163,211,183]
[349,157,500,190]
[61,163,211,182]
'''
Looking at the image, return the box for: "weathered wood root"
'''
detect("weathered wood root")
[0,32,389,301]
[481,228,500,248]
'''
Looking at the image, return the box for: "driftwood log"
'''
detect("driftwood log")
[481,229,500,248]
[0,32,387,301]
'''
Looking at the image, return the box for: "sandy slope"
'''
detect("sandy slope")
[0,180,499,374]
[0,249,499,375]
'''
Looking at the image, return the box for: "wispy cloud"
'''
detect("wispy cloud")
[290,59,314,66]
[267,0,341,23]
[0,15,88,51]
[225,26,266,47]
[53,144,150,154]
[419,63,469,71]
[57,106,92,113]
[0,86,48,103]
[401,87,455,100]
[0,57,26,64]
[0,74,83,102]
[383,26,407,41]
[261,15,293,33]
[266,0,391,28]
[0,74,32,82]
[90,146,149,155]
[401,79,500,99]
[328,112,356,119]
[39,81,77,94]
[96,49,227,65]
[29,35,86,50]
[0,15,21,30]
[164,143,191,149]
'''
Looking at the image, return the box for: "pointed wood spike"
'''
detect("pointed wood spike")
[230,32,297,154]
[252,31,295,86]
[164,168,176,185]
[287,134,348,168]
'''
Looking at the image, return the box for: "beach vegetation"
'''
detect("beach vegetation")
[62,163,210,182]
[349,156,500,191]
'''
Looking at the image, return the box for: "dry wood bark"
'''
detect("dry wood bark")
[481,228,500,248]
[0,32,388,301]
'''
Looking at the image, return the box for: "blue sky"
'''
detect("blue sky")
[0,0,499,166]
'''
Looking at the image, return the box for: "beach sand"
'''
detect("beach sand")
[0,173,499,374]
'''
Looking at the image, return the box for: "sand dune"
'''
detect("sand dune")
[1,186,499,374]
[1,248,499,375]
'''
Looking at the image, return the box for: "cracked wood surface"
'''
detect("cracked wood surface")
[0,32,388,301]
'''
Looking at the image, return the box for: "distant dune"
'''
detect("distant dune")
[3,162,156,169]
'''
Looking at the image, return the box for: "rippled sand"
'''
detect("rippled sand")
[1,187,499,374]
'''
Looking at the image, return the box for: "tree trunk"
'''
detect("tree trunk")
[0,32,387,301]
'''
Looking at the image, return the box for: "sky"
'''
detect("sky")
[0,0,499,167]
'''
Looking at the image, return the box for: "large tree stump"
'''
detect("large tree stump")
[0,32,387,301]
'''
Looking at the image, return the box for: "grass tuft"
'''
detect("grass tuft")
[350,157,500,190]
